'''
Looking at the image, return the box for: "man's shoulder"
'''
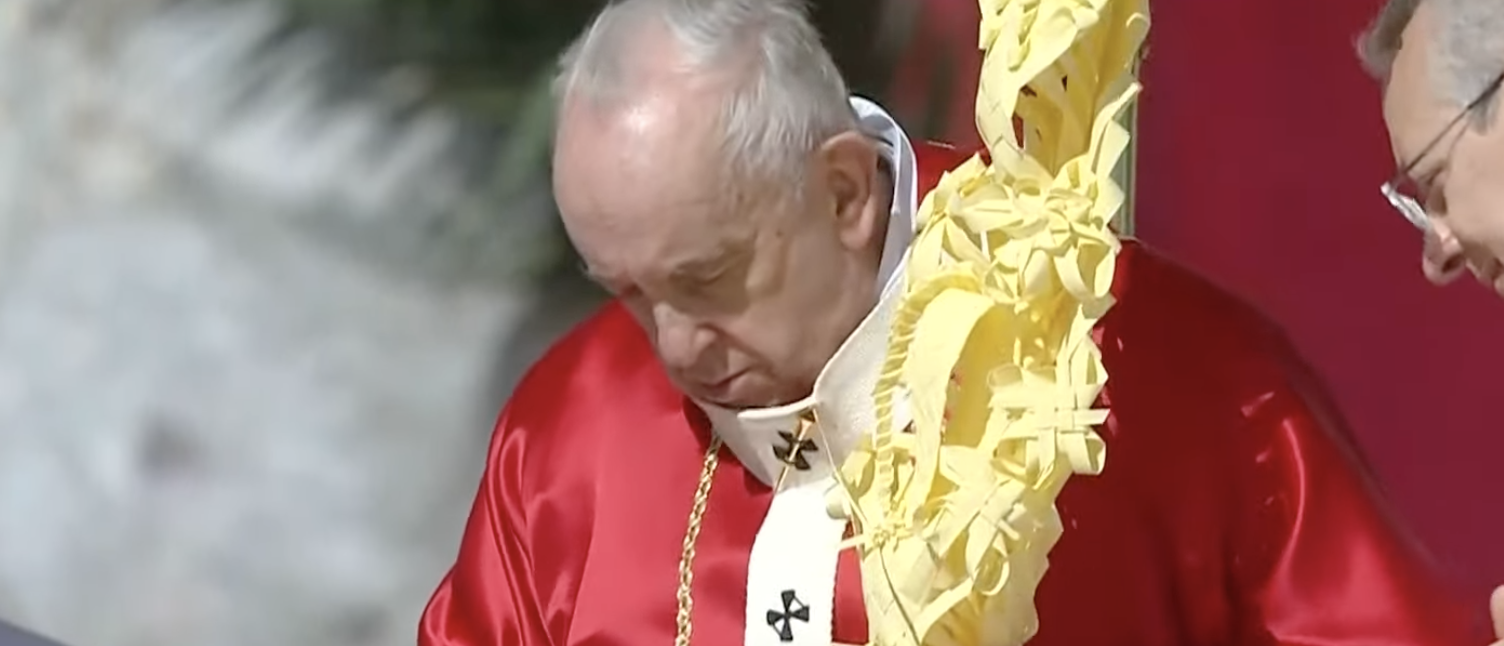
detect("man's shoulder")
[1099,240,1328,418]
[502,300,681,428]
[1105,240,1291,361]
[487,301,694,496]
[523,299,655,380]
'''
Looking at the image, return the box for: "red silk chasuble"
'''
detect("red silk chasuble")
[418,143,1485,646]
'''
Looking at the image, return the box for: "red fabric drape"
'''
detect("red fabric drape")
[889,0,1504,599]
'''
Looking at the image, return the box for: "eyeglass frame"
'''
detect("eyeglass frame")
[1381,68,1504,232]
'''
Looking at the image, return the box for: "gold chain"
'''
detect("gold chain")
[675,435,723,646]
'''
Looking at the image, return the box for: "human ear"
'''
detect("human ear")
[816,130,883,251]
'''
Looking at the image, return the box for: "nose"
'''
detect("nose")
[1421,224,1466,285]
[650,302,713,373]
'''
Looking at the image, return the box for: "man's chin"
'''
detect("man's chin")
[695,393,768,410]
[689,385,798,411]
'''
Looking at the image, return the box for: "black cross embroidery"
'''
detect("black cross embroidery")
[772,431,817,471]
[765,589,809,643]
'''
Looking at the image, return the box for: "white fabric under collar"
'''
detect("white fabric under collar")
[697,96,917,488]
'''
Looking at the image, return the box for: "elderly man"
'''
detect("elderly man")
[1361,0,1504,294]
[1360,0,1504,638]
[419,0,1484,644]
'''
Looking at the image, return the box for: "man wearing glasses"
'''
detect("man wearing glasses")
[1360,0,1504,641]
[1362,0,1504,294]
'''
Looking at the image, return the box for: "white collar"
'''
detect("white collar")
[697,97,918,488]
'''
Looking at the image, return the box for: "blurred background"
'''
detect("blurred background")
[0,0,1498,645]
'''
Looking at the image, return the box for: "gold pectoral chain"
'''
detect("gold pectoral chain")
[675,435,722,646]
[676,415,814,645]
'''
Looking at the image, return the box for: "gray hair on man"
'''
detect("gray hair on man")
[1359,0,1504,123]
[552,0,859,186]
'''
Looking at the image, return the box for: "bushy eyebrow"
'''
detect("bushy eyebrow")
[668,257,728,281]
[666,244,749,284]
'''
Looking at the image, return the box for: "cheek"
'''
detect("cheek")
[711,292,814,370]
[720,224,850,364]
[1445,151,1504,253]
[748,221,832,304]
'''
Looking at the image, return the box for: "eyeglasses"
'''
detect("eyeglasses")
[1381,68,1504,232]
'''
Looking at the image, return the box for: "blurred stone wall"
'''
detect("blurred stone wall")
[0,0,602,644]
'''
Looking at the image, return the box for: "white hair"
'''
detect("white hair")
[553,0,858,186]
[1361,0,1504,125]
[1356,0,1420,82]
[1430,0,1504,124]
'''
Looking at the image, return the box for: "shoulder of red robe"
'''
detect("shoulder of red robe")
[908,137,1309,402]
[499,299,681,451]
[1084,241,1485,644]
[1097,239,1369,465]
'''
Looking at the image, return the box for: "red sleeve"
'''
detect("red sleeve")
[418,406,553,646]
[1232,349,1487,646]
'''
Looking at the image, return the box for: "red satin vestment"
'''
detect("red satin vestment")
[419,143,1485,646]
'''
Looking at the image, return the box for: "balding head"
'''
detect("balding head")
[553,0,857,187]
[549,0,895,408]
[552,10,736,231]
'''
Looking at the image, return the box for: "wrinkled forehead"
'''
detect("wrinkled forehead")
[552,102,753,276]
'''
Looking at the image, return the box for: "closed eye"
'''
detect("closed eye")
[669,256,738,291]
[677,267,727,288]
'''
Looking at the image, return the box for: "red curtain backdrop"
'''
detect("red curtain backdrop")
[890,0,1504,598]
